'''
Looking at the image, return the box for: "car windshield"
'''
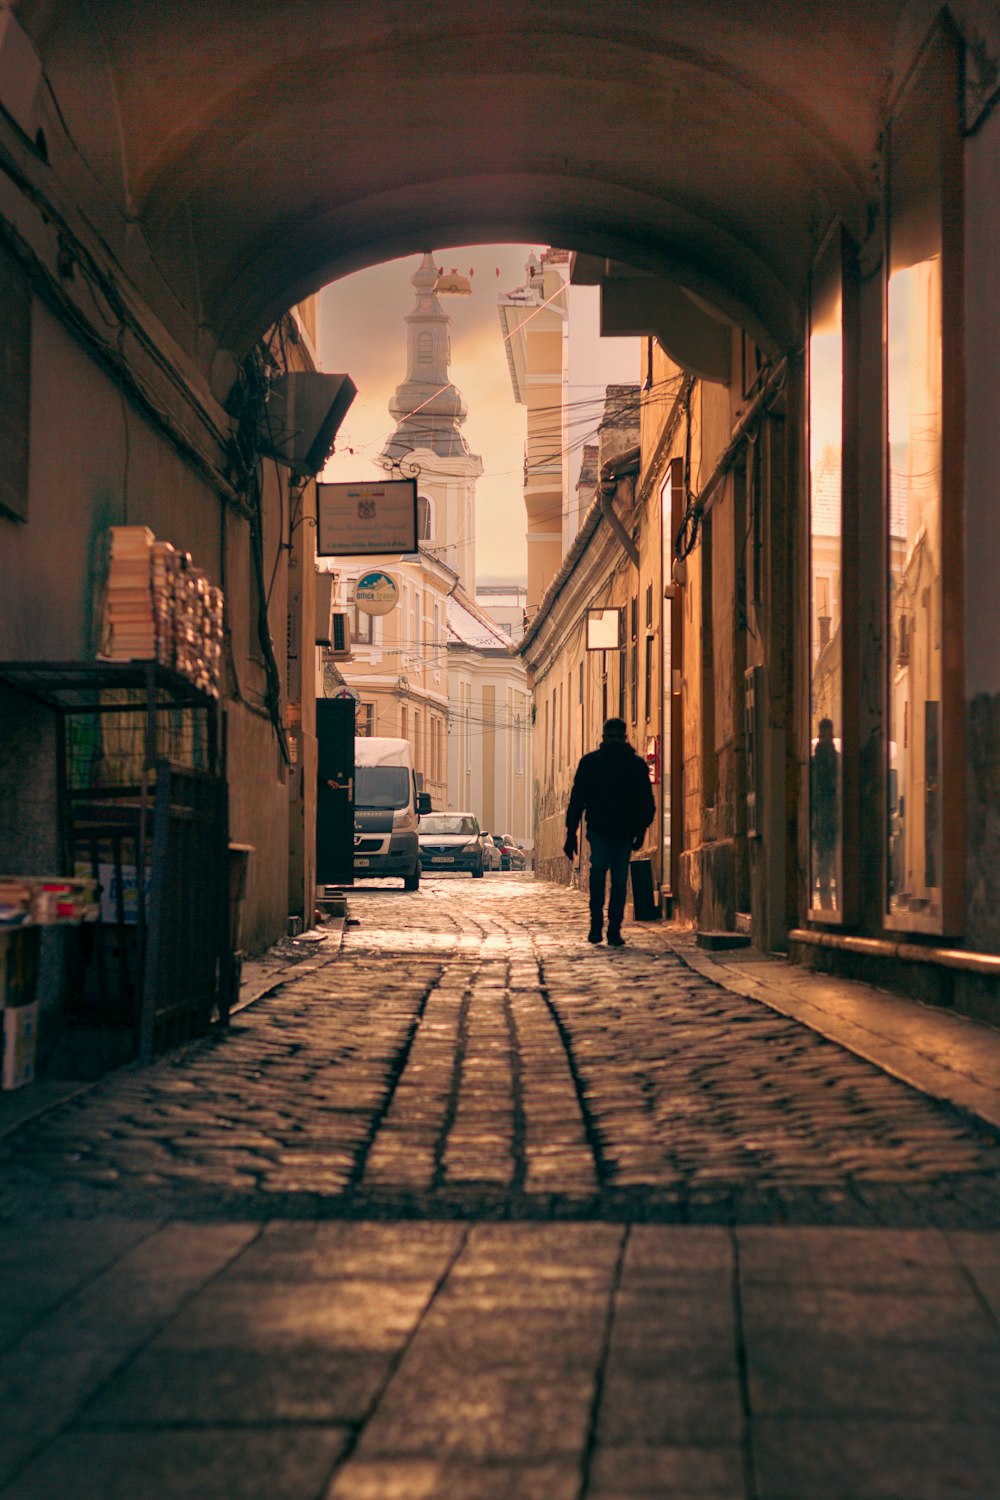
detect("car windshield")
[421,814,478,836]
[355,766,410,810]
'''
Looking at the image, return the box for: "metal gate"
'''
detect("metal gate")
[140,762,228,1061]
[316,698,355,885]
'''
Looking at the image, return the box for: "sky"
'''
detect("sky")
[317,244,638,587]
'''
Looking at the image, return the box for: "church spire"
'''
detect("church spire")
[381,252,473,462]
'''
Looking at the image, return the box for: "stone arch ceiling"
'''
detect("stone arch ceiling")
[17,0,903,356]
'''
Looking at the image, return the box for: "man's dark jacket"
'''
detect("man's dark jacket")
[566,741,656,840]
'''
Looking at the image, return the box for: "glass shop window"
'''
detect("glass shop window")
[808,230,844,919]
[885,23,961,932]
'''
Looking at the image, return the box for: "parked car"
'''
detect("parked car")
[480,833,503,871]
[496,835,526,871]
[418,812,486,877]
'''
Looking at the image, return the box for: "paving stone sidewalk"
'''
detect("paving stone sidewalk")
[1,876,999,1498]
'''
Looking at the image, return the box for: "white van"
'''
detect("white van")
[353,737,428,890]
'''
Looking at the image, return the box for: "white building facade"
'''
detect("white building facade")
[322,253,532,842]
[446,588,533,853]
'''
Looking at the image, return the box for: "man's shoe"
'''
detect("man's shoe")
[587,926,602,944]
[607,931,625,947]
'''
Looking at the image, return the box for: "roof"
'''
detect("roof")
[577,444,599,491]
[811,448,841,537]
[354,737,413,767]
[447,584,514,653]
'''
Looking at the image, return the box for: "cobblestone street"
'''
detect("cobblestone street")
[3,876,1000,1497]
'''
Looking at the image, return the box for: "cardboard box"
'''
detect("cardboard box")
[0,929,40,1090]
[0,927,39,1007]
[2,1000,38,1089]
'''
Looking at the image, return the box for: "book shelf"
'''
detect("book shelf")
[0,661,229,1063]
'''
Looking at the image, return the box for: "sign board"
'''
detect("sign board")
[353,570,399,617]
[586,607,622,651]
[317,479,418,557]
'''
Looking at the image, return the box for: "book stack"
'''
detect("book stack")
[0,876,98,928]
[99,526,156,660]
[173,553,202,687]
[0,879,32,929]
[0,876,97,1090]
[203,586,224,699]
[97,527,224,697]
[151,540,180,668]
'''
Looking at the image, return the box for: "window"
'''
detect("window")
[417,494,432,541]
[557,682,563,766]
[630,643,638,724]
[618,647,626,722]
[645,582,653,629]
[422,813,479,836]
[350,600,375,645]
[808,228,845,919]
[355,765,408,808]
[356,702,373,736]
[401,704,408,742]
[885,20,963,934]
[644,635,653,721]
[552,686,558,774]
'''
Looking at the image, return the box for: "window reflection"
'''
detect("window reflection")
[809,233,843,915]
[887,65,944,924]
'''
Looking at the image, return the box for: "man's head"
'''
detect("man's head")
[602,718,628,744]
[818,717,834,742]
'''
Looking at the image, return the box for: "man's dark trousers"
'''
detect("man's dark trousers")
[588,830,632,936]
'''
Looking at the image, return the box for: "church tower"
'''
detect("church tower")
[380,253,483,591]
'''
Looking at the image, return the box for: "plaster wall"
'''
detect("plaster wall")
[226,702,288,953]
[1,302,219,661]
[0,298,301,957]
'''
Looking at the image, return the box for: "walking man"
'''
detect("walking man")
[564,717,656,947]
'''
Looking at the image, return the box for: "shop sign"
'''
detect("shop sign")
[586,607,622,651]
[354,570,399,617]
[316,479,417,556]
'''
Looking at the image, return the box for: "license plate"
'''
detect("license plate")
[431,856,453,864]
[354,858,370,868]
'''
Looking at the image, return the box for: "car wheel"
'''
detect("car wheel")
[403,866,420,892]
[472,862,484,878]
